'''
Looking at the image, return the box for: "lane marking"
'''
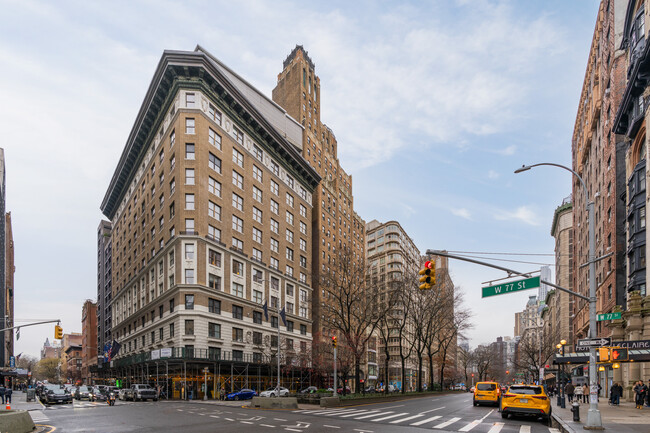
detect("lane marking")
[389,414,423,424]
[340,410,379,418]
[486,423,504,433]
[240,421,253,424]
[322,409,362,416]
[433,417,461,429]
[274,418,287,421]
[371,412,409,422]
[480,409,495,421]
[459,420,481,431]
[377,404,405,409]
[225,417,234,421]
[323,426,340,429]
[354,411,392,420]
[210,416,220,418]
[285,429,302,432]
[411,415,441,426]
[353,430,374,433]
[420,406,445,414]
[260,424,275,428]
[548,429,561,433]
[519,426,531,433]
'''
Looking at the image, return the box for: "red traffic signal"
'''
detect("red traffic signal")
[331,336,337,348]
[611,348,628,361]
[545,364,550,369]
[424,260,432,269]
[419,260,436,290]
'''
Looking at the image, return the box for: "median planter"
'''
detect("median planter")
[0,410,35,433]
[250,396,298,409]
[320,396,341,407]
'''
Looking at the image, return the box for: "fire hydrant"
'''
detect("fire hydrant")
[571,401,580,421]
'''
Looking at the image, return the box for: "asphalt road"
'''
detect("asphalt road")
[32,392,561,433]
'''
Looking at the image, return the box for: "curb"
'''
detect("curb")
[552,413,576,433]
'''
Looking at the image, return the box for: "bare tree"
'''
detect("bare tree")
[436,291,472,389]
[513,326,558,382]
[457,344,475,387]
[474,345,498,381]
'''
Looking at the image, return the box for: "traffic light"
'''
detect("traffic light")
[54,325,63,340]
[332,336,337,348]
[610,348,628,361]
[418,260,436,290]
[505,370,509,375]
[598,348,610,362]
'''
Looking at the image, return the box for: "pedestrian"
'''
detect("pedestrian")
[582,383,589,403]
[611,382,622,406]
[647,379,650,407]
[574,382,583,403]
[0,384,5,405]
[565,382,575,403]
[5,387,12,404]
[633,380,647,409]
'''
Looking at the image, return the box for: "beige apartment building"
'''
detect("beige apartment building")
[272,46,366,349]
[549,197,574,346]
[101,46,320,397]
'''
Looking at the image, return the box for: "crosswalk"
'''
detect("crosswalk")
[29,410,50,424]
[293,408,562,432]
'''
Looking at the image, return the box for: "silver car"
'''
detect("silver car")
[259,386,289,397]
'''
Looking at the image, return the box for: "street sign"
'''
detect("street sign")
[597,312,622,321]
[575,338,650,352]
[482,276,540,298]
[577,337,611,348]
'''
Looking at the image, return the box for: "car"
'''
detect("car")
[226,388,257,401]
[43,388,73,405]
[473,381,501,406]
[259,386,289,397]
[90,387,108,402]
[377,384,397,393]
[300,386,318,394]
[500,384,552,425]
[74,386,93,400]
[364,386,376,393]
[469,386,476,393]
[337,386,352,394]
[39,384,62,401]
[126,384,158,401]
[118,389,129,401]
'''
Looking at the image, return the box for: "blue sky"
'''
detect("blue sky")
[1,0,600,358]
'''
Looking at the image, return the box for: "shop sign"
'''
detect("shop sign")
[151,349,160,360]
[160,348,172,358]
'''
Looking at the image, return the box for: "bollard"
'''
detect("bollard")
[571,401,580,421]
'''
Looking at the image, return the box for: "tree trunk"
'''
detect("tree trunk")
[400,356,406,394]
[417,355,423,392]
[354,358,361,395]
[428,353,435,391]
[384,354,390,395]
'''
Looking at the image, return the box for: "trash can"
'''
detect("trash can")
[26,389,35,402]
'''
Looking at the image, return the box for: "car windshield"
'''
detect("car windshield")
[136,385,152,389]
[240,389,252,393]
[51,389,66,395]
[509,386,543,395]
[477,383,497,391]
[79,386,91,391]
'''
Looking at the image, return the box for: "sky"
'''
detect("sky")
[1,0,601,358]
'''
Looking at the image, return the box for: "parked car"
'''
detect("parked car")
[90,387,108,402]
[259,386,289,397]
[37,384,60,400]
[126,384,158,401]
[299,386,318,394]
[500,384,552,426]
[226,388,257,401]
[118,389,129,401]
[377,384,397,393]
[473,382,501,407]
[43,388,72,405]
[337,386,352,394]
[74,386,93,400]
[364,386,376,393]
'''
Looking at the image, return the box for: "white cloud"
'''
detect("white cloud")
[451,208,472,220]
[494,206,541,226]
[488,170,500,180]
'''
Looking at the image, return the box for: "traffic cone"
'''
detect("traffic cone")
[5,403,9,410]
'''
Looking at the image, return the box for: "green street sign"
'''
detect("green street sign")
[482,276,540,298]
[597,312,622,321]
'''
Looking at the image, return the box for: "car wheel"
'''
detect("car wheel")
[501,412,508,419]
[235,396,240,401]
[473,399,477,406]
[271,393,276,398]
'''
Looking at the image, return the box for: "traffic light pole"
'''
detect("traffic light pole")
[0,319,61,334]
[333,347,337,397]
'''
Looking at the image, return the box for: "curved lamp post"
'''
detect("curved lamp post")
[515,163,601,429]
[556,339,567,408]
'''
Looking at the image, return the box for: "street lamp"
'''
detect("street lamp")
[516,163,601,428]
[556,339,567,408]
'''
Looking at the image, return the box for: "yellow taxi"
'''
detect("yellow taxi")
[500,384,552,425]
[473,381,501,406]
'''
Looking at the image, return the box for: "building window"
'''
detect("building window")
[208,225,220,241]
[253,165,263,182]
[287,320,294,332]
[300,204,307,218]
[232,237,243,251]
[169,178,176,196]
[169,323,175,337]
[253,289,263,304]
[232,350,243,361]
[271,316,278,328]
[184,269,194,284]
[270,257,279,270]
[159,327,163,340]
[286,193,294,208]
[253,144,263,160]
[208,298,221,314]
[271,180,279,196]
[270,238,279,253]
[232,170,243,189]
[232,260,244,276]
[209,249,221,267]
[208,274,221,290]
[208,177,221,197]
[252,248,262,262]
[270,200,279,215]
[286,230,294,243]
[253,311,263,324]
[233,148,244,167]
[208,322,221,339]
[253,207,263,223]
[299,272,306,283]
[270,219,279,233]
[185,345,194,357]
[185,194,195,210]
[641,206,646,228]
[208,201,221,220]
[300,256,307,268]
[285,266,293,277]
[185,143,195,159]
[271,335,278,347]
[232,328,244,343]
[169,130,175,148]
[184,244,194,259]
[232,126,244,144]
[286,248,294,261]
[185,92,195,108]
[232,305,243,320]
[232,215,244,233]
[300,222,307,235]
[185,168,195,185]
[300,239,307,251]
[209,152,221,173]
[184,218,194,232]
[159,305,164,319]
[271,161,279,176]
[184,320,194,335]
[253,186,263,203]
[209,347,221,360]
[208,127,221,150]
[232,193,244,211]
[253,331,262,345]
[169,298,175,313]
[253,269,263,283]
[185,294,194,310]
[232,282,244,298]
[286,211,294,225]
[185,118,195,134]
[300,324,307,335]
[299,306,307,318]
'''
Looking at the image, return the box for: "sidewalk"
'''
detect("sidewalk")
[552,397,650,432]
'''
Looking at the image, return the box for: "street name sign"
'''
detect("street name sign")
[577,337,611,348]
[482,276,540,298]
[597,312,622,321]
[575,338,650,352]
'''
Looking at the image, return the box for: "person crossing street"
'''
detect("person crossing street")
[634,380,647,409]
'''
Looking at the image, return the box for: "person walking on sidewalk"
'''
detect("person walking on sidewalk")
[582,384,589,403]
[574,383,583,403]
[565,382,575,403]
[5,387,12,404]
[0,385,5,405]
[634,380,647,409]
[610,382,622,406]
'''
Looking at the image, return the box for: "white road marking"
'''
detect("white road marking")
[371,412,409,422]
[378,404,405,409]
[240,421,253,424]
[340,410,379,418]
[274,418,287,421]
[353,430,374,433]
[389,414,424,424]
[548,429,561,433]
[323,409,362,416]
[420,406,445,414]
[480,410,495,421]
[285,429,302,432]
[323,426,340,429]
[225,417,234,421]
[459,420,481,431]
[354,411,392,420]
[411,415,441,426]
[487,423,504,433]
[210,415,220,418]
[260,424,275,428]
[519,426,532,433]
[29,411,50,423]
[433,417,461,429]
